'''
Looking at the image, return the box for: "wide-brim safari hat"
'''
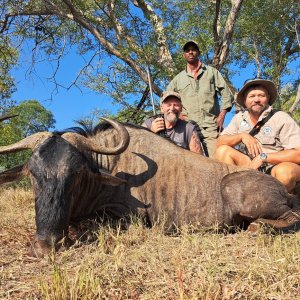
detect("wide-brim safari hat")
[160,91,182,105]
[236,78,277,107]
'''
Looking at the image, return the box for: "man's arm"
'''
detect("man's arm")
[217,133,262,158]
[248,148,300,171]
[189,131,205,155]
[215,109,229,133]
[215,74,233,131]
[214,69,234,111]
[267,148,300,165]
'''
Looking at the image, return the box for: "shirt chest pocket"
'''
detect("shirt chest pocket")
[177,82,191,92]
[198,75,215,93]
[259,135,277,146]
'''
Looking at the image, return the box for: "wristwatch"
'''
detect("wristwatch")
[259,152,268,163]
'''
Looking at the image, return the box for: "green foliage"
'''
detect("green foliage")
[231,0,299,84]
[0,100,55,170]
[0,0,299,116]
[0,35,18,110]
[78,104,152,127]
[9,100,55,136]
[277,83,300,123]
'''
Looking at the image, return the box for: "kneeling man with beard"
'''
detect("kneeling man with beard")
[143,91,204,155]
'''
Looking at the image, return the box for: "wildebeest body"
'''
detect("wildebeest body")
[0,120,299,256]
[90,125,297,228]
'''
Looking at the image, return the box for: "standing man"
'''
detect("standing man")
[143,91,204,155]
[167,40,233,157]
[216,78,300,194]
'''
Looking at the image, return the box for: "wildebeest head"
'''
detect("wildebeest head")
[0,117,130,256]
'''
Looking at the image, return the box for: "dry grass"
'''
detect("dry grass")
[1,187,300,300]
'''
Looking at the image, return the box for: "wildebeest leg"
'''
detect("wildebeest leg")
[247,210,300,233]
[221,171,300,231]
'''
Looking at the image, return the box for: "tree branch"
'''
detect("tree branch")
[289,84,300,115]
[133,0,175,73]
[44,0,162,95]
[252,40,262,78]
[212,0,221,45]
[212,0,244,70]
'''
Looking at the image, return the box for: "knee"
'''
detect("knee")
[272,163,297,179]
[215,145,232,161]
[271,163,299,192]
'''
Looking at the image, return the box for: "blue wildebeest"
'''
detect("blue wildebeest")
[0,119,299,257]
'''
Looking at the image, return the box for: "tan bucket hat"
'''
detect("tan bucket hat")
[236,78,277,107]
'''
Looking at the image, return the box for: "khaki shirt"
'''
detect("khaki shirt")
[167,64,233,129]
[221,106,300,153]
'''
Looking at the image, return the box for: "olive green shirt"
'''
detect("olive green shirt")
[167,64,233,129]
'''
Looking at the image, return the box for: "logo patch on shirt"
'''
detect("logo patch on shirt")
[262,126,272,135]
[240,120,250,129]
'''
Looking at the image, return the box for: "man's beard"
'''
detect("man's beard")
[248,104,268,116]
[164,111,179,123]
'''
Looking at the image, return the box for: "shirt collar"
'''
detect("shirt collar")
[258,105,273,121]
[186,61,205,77]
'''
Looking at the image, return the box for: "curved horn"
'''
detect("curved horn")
[62,118,130,155]
[0,132,53,154]
[0,114,18,122]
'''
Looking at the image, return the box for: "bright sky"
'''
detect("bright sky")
[11,45,299,131]
[11,46,122,130]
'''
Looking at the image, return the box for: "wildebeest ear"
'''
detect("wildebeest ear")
[90,171,126,186]
[0,165,27,185]
[101,172,126,186]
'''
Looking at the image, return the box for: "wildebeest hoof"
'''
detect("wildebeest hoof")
[247,222,261,233]
[28,239,52,258]
[248,210,300,234]
[27,236,74,258]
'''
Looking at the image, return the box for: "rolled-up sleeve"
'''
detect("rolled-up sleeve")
[278,113,300,149]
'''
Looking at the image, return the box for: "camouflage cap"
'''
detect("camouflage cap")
[236,78,278,107]
[160,91,182,105]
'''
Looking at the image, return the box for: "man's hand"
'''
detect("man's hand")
[150,117,165,133]
[241,133,262,158]
[248,155,264,170]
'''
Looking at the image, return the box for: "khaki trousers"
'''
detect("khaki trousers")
[201,127,218,158]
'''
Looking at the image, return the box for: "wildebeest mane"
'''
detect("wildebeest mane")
[55,120,177,147]
[56,121,150,137]
[93,121,147,133]
[92,121,178,146]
